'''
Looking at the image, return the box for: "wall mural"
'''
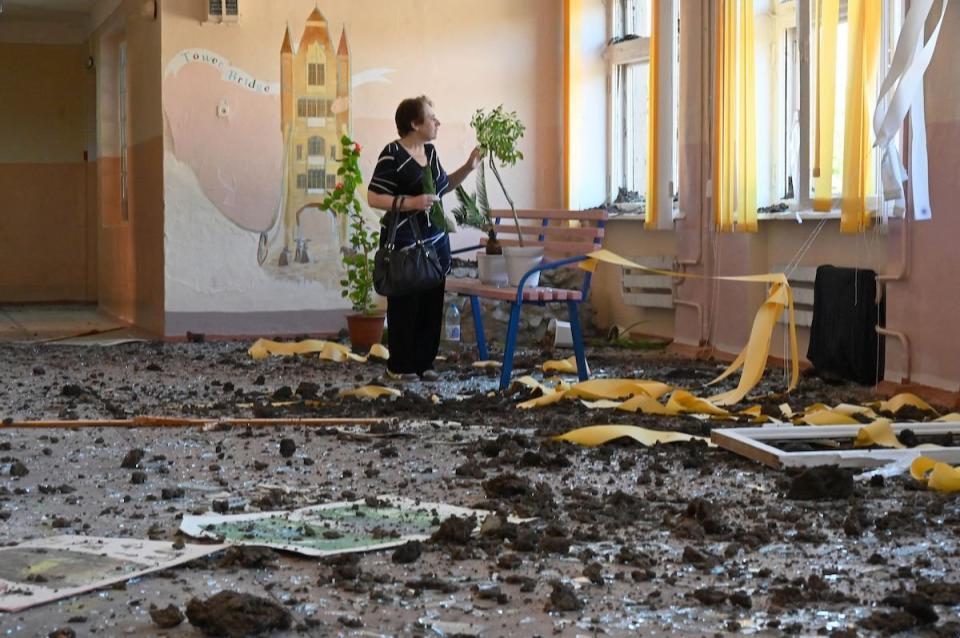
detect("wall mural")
[163,8,391,288]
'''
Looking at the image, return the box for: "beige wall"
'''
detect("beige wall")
[879,4,960,392]
[159,0,563,335]
[0,42,94,302]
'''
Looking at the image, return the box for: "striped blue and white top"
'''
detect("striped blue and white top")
[368,141,452,274]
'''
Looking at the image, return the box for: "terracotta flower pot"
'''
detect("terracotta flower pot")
[346,313,385,353]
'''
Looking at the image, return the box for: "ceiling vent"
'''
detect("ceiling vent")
[207,0,239,23]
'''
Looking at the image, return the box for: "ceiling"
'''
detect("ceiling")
[1,0,98,22]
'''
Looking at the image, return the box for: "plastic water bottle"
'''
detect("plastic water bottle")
[444,302,461,342]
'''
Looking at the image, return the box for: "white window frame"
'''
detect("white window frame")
[761,0,904,220]
[604,0,678,226]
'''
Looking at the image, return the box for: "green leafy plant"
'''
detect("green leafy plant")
[470,106,526,246]
[321,135,380,315]
[450,162,502,255]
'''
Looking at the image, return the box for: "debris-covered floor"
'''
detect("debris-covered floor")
[1,340,959,637]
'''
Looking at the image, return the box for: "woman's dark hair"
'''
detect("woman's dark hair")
[395,96,433,137]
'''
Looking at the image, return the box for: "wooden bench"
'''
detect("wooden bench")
[447,209,608,389]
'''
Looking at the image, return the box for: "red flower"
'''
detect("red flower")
[354,143,361,153]
[335,182,344,190]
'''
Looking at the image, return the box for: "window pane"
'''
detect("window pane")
[614,61,649,199]
[614,0,650,39]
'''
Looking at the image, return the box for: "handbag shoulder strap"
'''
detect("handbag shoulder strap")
[384,195,424,247]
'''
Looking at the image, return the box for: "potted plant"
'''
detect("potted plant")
[321,135,384,352]
[451,164,507,286]
[470,106,542,287]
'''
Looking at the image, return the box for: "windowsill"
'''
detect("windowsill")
[757,208,900,222]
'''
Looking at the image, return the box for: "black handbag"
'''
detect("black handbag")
[373,202,444,297]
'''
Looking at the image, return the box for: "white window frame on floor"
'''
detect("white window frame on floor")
[604,0,678,223]
[760,0,904,219]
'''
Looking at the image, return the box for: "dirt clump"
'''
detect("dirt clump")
[545,580,582,612]
[149,603,185,628]
[786,466,854,500]
[185,591,291,637]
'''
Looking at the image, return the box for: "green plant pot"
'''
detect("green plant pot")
[346,313,385,353]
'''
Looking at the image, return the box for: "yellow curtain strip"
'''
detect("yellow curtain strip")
[736,0,758,231]
[813,0,839,211]
[713,1,757,232]
[580,249,799,405]
[554,425,714,448]
[911,457,960,493]
[543,356,579,374]
[853,418,904,449]
[339,386,401,400]
[248,338,388,363]
[713,0,733,231]
[645,0,660,229]
[839,0,880,233]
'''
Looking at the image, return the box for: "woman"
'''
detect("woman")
[367,96,480,380]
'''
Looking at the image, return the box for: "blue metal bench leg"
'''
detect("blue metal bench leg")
[567,301,589,381]
[469,295,488,361]
[499,302,523,390]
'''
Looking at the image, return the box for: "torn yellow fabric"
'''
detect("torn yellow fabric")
[832,403,878,418]
[517,391,566,410]
[554,425,713,448]
[564,378,671,401]
[910,456,960,493]
[616,393,673,415]
[338,385,401,399]
[936,413,960,422]
[368,344,390,360]
[853,419,904,449]
[579,249,799,405]
[665,390,729,416]
[248,338,384,363]
[543,356,578,374]
[473,360,503,369]
[800,409,862,426]
[871,393,937,415]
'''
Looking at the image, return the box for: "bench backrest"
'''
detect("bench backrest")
[484,209,608,264]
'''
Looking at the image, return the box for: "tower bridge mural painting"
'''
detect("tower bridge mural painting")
[162,7,391,309]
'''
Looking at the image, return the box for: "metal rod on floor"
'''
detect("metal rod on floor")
[1,416,388,429]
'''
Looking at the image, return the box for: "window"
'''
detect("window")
[326,174,337,190]
[605,0,679,220]
[308,63,325,87]
[759,0,903,214]
[307,169,324,190]
[297,98,328,118]
[296,145,302,160]
[207,0,239,22]
[297,174,307,189]
[308,136,324,156]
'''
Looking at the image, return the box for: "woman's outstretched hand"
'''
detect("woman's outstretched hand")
[467,146,482,171]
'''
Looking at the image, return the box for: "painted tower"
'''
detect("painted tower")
[277,8,351,266]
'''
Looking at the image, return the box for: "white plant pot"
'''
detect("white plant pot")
[476,251,508,287]
[504,246,544,288]
[547,318,573,347]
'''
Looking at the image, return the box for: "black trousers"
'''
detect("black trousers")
[386,280,445,374]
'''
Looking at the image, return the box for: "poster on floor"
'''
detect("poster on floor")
[0,536,226,612]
